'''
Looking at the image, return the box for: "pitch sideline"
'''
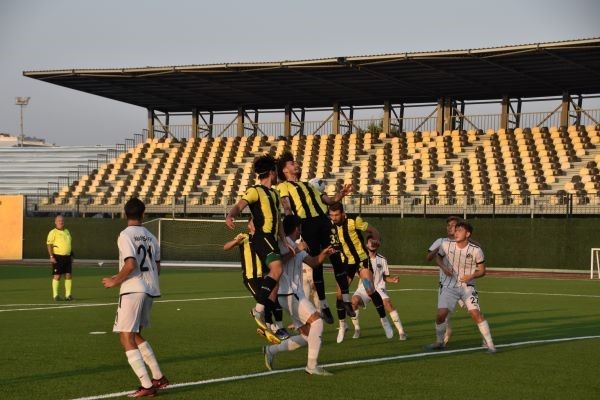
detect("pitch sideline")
[69,335,600,400]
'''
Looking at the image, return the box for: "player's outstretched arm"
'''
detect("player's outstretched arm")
[321,183,353,205]
[223,234,245,251]
[385,275,399,284]
[303,246,335,268]
[225,199,248,230]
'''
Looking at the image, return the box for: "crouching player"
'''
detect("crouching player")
[263,215,336,376]
[350,235,406,340]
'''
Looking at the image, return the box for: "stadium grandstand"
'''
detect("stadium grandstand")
[0,145,110,195]
[19,38,600,217]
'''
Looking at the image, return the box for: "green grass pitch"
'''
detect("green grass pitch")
[1,264,599,399]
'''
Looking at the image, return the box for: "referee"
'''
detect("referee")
[47,215,74,301]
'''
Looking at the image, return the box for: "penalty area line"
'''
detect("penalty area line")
[69,334,600,400]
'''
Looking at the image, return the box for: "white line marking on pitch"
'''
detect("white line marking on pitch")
[389,288,600,298]
[68,335,600,400]
[2,289,600,313]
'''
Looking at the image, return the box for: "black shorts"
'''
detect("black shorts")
[52,254,72,275]
[250,232,281,266]
[346,258,372,281]
[300,216,336,257]
[243,277,263,302]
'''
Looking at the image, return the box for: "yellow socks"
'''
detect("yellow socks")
[52,279,60,298]
[65,279,72,297]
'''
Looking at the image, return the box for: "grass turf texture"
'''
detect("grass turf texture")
[1,265,599,399]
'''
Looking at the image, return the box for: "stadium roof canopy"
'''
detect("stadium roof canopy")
[24,38,600,113]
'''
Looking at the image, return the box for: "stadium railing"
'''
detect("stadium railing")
[155,109,599,140]
[26,192,600,218]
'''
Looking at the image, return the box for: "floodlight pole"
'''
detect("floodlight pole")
[15,97,31,147]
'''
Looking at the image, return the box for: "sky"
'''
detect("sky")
[0,0,599,146]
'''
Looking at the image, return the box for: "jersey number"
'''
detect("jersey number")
[137,244,153,272]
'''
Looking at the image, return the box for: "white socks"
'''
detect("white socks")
[138,341,163,380]
[126,349,152,388]
[270,334,306,354]
[389,310,405,335]
[306,318,323,370]
[435,320,447,344]
[477,320,495,348]
[351,309,361,330]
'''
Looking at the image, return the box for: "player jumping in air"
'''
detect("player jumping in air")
[225,154,291,332]
[276,151,354,323]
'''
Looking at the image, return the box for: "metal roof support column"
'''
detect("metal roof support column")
[457,100,465,131]
[444,99,454,132]
[147,108,155,139]
[253,109,259,136]
[165,113,170,135]
[436,98,451,133]
[560,93,570,127]
[237,107,245,137]
[383,101,391,135]
[500,97,510,130]
[573,95,583,126]
[333,102,340,134]
[191,108,199,139]
[512,98,522,128]
[397,104,405,134]
[284,106,291,137]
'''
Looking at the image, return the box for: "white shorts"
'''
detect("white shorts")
[113,292,154,333]
[279,293,318,329]
[437,285,480,312]
[353,286,389,307]
[302,264,315,297]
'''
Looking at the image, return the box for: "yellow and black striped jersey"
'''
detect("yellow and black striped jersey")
[237,233,265,280]
[277,181,327,219]
[332,216,369,264]
[241,185,280,235]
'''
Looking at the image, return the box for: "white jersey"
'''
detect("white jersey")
[429,237,450,283]
[358,253,389,292]
[117,225,161,297]
[438,239,484,288]
[278,237,309,297]
[428,237,445,253]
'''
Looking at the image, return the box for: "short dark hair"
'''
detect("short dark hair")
[366,234,379,243]
[329,202,345,213]
[125,197,145,220]
[283,214,301,236]
[276,151,294,181]
[455,220,473,234]
[446,215,460,224]
[253,154,276,179]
